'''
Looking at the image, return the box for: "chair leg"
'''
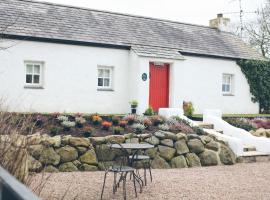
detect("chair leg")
[123,172,127,200]
[132,172,137,198]
[113,172,117,194]
[149,163,153,182]
[144,165,147,186]
[101,172,107,200]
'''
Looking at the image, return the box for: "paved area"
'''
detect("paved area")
[29,162,270,200]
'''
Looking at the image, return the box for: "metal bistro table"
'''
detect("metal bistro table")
[110,143,154,191]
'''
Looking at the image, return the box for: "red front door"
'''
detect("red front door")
[149,62,169,111]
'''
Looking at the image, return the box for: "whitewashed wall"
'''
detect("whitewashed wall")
[0,40,259,114]
[135,55,258,114]
[0,40,130,114]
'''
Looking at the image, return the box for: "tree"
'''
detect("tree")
[244,0,270,58]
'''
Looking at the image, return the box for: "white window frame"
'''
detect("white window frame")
[222,73,234,95]
[24,61,44,88]
[97,66,114,90]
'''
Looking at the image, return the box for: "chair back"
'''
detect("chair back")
[97,141,130,171]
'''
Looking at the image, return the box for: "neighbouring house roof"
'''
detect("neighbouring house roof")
[0,0,264,60]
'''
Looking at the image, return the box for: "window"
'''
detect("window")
[97,66,113,90]
[222,74,233,94]
[25,61,43,87]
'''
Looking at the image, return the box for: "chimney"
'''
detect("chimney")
[209,13,230,31]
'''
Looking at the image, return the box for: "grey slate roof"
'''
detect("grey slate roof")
[0,0,263,60]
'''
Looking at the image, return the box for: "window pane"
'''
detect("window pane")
[26,65,33,73]
[222,84,226,92]
[26,75,32,83]
[34,65,40,74]
[98,69,104,77]
[104,78,110,86]
[104,69,110,78]
[228,85,230,92]
[98,78,103,86]
[33,75,40,84]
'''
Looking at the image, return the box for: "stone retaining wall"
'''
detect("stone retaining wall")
[26,131,236,173]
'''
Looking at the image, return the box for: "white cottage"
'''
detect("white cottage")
[0,0,263,114]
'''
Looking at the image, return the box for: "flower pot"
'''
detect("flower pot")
[131,108,137,114]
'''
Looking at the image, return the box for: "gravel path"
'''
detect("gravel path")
[29,162,270,200]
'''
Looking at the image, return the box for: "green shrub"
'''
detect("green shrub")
[50,126,62,136]
[225,118,256,131]
[112,126,124,135]
[183,101,194,116]
[144,106,155,116]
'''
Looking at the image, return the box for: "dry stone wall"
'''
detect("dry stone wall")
[26,131,236,173]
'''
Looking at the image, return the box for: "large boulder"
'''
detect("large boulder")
[28,156,42,172]
[105,135,125,144]
[185,153,201,167]
[79,149,98,165]
[174,139,189,155]
[161,139,174,147]
[26,133,42,145]
[77,147,88,155]
[145,136,160,145]
[176,132,187,141]
[200,135,213,144]
[90,137,107,145]
[69,137,91,147]
[253,128,266,137]
[57,146,78,163]
[151,156,171,169]
[61,135,72,145]
[39,147,60,166]
[59,162,78,172]
[28,144,44,159]
[42,135,61,147]
[43,165,59,173]
[158,145,176,161]
[145,147,158,159]
[126,138,140,144]
[205,141,219,151]
[187,139,205,154]
[171,156,188,168]
[80,164,98,171]
[219,144,236,165]
[154,131,166,139]
[198,149,218,166]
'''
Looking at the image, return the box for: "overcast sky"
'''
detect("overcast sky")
[37,0,265,25]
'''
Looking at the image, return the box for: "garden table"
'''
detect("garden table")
[110,143,154,191]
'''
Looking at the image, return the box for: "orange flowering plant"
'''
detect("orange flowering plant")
[102,121,112,131]
[92,115,102,125]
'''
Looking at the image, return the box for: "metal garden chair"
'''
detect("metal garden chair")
[99,141,138,200]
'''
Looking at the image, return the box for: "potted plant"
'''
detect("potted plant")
[102,121,112,131]
[113,126,124,135]
[92,115,102,126]
[129,100,138,114]
[83,125,94,137]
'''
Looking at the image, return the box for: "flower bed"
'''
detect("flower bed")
[9,113,202,137]
[225,117,270,138]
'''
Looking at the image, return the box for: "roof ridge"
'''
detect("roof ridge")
[15,0,218,30]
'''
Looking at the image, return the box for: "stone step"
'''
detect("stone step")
[237,151,270,163]
[196,122,214,129]
[243,145,257,152]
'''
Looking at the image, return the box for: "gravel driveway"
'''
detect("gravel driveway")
[29,162,270,200]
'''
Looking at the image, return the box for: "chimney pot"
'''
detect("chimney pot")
[209,14,230,31]
[217,13,223,18]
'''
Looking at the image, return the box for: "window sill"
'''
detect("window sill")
[222,93,234,96]
[97,88,114,92]
[24,85,44,89]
